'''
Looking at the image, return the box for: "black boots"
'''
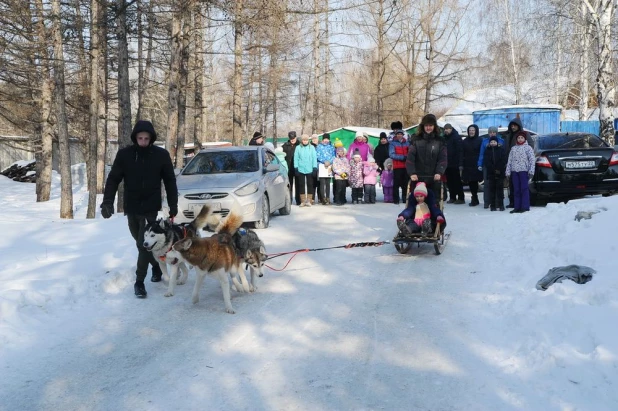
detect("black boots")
[469,195,479,206]
[134,282,147,298]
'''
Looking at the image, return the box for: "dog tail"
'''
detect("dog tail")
[215,206,243,236]
[190,205,218,233]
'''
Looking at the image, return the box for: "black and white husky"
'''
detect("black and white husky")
[230,228,267,292]
[142,207,217,286]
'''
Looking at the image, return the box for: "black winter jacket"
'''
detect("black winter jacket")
[445,129,463,169]
[373,142,390,171]
[282,140,298,171]
[406,132,447,180]
[483,144,507,179]
[103,121,178,215]
[462,124,483,182]
[505,118,534,158]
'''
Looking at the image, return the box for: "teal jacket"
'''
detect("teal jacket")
[293,143,317,173]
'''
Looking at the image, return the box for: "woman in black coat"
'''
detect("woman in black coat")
[461,124,483,206]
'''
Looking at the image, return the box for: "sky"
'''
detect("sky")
[0,163,617,410]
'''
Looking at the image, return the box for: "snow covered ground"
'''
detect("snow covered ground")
[1,164,617,411]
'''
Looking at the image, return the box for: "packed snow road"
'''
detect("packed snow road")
[1,192,616,410]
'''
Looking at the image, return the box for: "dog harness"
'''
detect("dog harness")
[159,224,188,262]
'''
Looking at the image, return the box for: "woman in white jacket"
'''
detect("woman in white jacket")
[505,131,536,213]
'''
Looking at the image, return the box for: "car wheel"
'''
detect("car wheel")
[254,195,270,229]
[279,190,292,215]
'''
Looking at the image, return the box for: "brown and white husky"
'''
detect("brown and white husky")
[164,205,248,314]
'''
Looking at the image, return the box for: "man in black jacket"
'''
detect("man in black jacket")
[100,120,178,298]
[373,132,390,172]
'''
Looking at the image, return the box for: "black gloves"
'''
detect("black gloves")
[169,205,178,218]
[100,202,114,219]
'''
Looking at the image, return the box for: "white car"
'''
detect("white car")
[170,146,291,229]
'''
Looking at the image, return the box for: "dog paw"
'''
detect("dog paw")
[192,295,199,304]
[164,291,174,297]
[225,308,236,314]
[249,285,257,292]
[176,279,186,285]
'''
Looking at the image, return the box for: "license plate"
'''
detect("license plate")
[191,202,220,212]
[565,160,595,169]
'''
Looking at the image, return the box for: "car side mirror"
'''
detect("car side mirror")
[265,163,280,173]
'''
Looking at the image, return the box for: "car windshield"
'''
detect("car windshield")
[182,150,259,175]
[535,134,607,150]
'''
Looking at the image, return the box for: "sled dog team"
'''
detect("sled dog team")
[143,205,267,314]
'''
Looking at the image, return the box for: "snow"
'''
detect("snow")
[1,163,617,410]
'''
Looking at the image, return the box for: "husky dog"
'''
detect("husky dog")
[142,207,217,286]
[231,228,267,292]
[165,205,247,313]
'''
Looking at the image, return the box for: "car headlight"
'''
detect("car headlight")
[235,181,259,196]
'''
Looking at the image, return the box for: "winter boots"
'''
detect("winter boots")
[306,194,313,207]
[134,282,147,298]
[299,194,307,207]
[469,195,479,207]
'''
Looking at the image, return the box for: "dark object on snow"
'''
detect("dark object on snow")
[574,208,606,221]
[536,265,595,291]
[1,162,36,182]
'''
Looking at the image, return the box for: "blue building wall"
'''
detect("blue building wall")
[560,121,600,135]
[472,106,561,134]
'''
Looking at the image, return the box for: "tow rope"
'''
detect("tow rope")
[264,241,391,272]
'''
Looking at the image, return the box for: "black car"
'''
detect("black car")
[530,132,618,203]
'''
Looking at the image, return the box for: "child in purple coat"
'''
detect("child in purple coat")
[349,149,365,204]
[381,158,394,203]
[363,155,379,204]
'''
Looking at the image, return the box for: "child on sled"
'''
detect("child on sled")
[396,182,446,235]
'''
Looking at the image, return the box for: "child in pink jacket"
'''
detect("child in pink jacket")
[363,155,379,204]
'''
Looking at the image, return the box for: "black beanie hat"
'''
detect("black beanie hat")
[322,133,330,140]
[131,120,157,145]
[288,131,297,139]
[252,131,263,139]
[380,132,387,139]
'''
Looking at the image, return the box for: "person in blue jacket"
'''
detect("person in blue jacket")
[315,133,336,204]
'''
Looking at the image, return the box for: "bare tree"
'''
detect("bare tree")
[51,0,74,219]
[232,0,244,145]
[87,0,101,219]
[166,4,181,164]
[116,0,132,213]
[583,0,615,144]
[34,0,54,202]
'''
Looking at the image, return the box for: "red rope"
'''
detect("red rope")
[264,249,310,271]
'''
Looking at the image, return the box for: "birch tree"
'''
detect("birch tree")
[583,0,615,144]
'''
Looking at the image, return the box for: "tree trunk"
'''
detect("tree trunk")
[167,6,181,164]
[194,2,205,151]
[34,0,53,203]
[322,0,331,132]
[87,0,100,219]
[116,0,132,212]
[311,0,320,133]
[52,0,74,219]
[579,2,590,121]
[375,0,385,125]
[176,2,190,168]
[583,0,615,144]
[97,6,108,194]
[232,0,244,145]
[503,0,521,104]
[136,0,144,121]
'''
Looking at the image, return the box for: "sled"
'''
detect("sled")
[393,181,451,255]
